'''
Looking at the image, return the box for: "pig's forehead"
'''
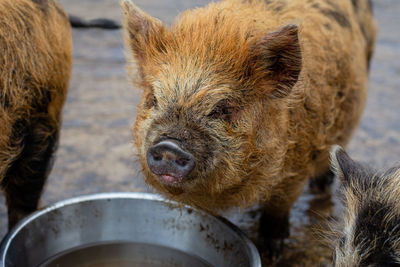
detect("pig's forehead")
[149,61,234,97]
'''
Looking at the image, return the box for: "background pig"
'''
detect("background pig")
[330,146,400,266]
[121,0,376,254]
[0,0,72,228]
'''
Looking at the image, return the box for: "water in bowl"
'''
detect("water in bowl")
[39,242,212,267]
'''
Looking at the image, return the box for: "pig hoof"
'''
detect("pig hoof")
[258,237,285,260]
[309,170,334,193]
[8,208,34,230]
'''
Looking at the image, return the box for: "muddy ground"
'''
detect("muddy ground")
[0,0,399,266]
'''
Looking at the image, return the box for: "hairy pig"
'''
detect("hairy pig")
[121,0,376,253]
[0,0,72,228]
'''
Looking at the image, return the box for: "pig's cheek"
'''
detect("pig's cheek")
[136,116,155,160]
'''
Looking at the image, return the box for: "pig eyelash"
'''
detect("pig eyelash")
[208,105,234,122]
[152,95,158,107]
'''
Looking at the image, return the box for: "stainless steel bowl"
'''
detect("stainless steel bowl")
[0,192,261,267]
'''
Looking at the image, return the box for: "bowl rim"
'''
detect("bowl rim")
[0,192,261,267]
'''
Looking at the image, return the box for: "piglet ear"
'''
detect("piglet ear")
[120,0,164,62]
[330,145,372,187]
[249,25,302,98]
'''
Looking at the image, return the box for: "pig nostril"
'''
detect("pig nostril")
[175,158,188,167]
[153,154,162,161]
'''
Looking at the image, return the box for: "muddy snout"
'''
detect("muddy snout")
[146,140,196,185]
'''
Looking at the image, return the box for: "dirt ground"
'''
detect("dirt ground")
[0,0,399,266]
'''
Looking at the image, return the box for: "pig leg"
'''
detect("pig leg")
[258,178,307,258]
[1,116,59,229]
[259,208,289,259]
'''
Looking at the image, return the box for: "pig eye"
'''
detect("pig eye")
[144,92,158,109]
[208,105,233,121]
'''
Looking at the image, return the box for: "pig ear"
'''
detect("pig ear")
[249,25,302,98]
[330,145,371,187]
[120,0,164,62]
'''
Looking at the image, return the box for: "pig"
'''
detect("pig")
[330,146,400,266]
[121,0,376,255]
[0,0,72,228]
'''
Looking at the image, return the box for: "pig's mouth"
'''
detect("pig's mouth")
[157,174,184,186]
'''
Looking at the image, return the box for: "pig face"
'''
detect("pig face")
[121,0,302,209]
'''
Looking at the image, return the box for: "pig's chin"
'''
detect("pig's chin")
[157,175,186,195]
[153,173,197,195]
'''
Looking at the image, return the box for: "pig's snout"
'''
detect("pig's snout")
[146,140,196,185]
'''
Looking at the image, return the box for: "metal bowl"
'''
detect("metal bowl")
[0,192,260,267]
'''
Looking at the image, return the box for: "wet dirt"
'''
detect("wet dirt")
[0,0,399,266]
